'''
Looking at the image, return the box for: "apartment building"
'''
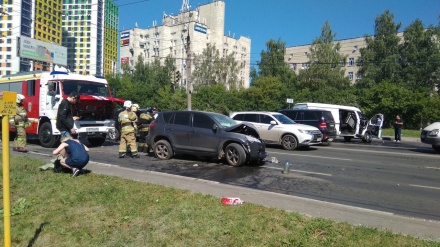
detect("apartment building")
[285,33,404,83]
[119,0,251,89]
[61,0,118,76]
[0,0,63,75]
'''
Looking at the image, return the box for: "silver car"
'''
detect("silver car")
[230,111,323,150]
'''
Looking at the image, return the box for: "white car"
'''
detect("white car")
[230,111,323,150]
[421,121,440,153]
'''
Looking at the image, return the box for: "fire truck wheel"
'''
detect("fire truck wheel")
[38,122,58,148]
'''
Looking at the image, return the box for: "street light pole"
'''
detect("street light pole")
[186,30,191,110]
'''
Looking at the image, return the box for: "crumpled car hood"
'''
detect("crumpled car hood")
[225,123,261,139]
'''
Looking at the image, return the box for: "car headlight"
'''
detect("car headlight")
[245,135,261,143]
[298,129,314,134]
[428,129,440,136]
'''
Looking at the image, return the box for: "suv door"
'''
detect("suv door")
[188,112,220,154]
[233,113,278,144]
[167,112,191,151]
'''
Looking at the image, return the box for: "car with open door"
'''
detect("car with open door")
[358,113,384,143]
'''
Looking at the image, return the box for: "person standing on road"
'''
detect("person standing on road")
[138,106,155,153]
[9,94,30,152]
[52,135,89,177]
[56,92,80,138]
[118,100,140,158]
[394,115,403,142]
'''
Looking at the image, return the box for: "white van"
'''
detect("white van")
[293,103,383,142]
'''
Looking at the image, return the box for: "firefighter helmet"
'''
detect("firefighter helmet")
[16,94,25,103]
[123,100,132,108]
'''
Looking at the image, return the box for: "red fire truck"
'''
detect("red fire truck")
[0,69,125,147]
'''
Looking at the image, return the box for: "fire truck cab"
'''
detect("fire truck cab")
[0,69,124,148]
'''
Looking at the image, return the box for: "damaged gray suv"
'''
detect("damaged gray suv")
[146,111,267,167]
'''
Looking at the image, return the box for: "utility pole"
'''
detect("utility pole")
[186,31,191,110]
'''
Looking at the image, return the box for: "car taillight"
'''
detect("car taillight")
[149,120,157,129]
[319,122,327,129]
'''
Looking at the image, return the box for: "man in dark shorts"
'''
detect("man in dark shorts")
[52,135,90,176]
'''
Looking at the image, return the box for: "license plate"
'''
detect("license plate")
[317,138,322,142]
[86,128,99,132]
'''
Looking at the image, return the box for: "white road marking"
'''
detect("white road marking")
[409,184,440,190]
[269,151,353,161]
[425,167,440,170]
[322,146,440,158]
[265,166,332,176]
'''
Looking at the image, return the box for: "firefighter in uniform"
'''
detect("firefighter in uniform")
[118,101,140,158]
[9,94,30,152]
[138,106,155,153]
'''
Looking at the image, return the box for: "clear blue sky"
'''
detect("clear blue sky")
[117,0,439,67]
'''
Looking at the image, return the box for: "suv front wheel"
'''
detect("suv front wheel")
[281,134,298,150]
[225,143,246,167]
[153,140,174,160]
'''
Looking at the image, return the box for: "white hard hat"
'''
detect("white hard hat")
[16,94,25,103]
[123,100,132,108]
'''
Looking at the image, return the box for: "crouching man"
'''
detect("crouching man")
[53,135,90,177]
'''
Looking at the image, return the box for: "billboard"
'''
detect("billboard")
[120,57,129,64]
[19,36,67,66]
[120,31,130,47]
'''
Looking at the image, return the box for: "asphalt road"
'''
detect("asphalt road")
[4,136,440,241]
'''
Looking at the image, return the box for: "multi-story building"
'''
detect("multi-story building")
[103,0,118,76]
[285,33,404,84]
[119,0,251,89]
[0,0,63,75]
[62,0,118,76]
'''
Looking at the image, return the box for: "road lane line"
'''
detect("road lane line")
[268,151,353,161]
[425,167,440,170]
[409,184,440,190]
[265,166,332,176]
[321,146,440,158]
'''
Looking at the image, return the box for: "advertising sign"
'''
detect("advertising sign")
[120,39,129,47]
[120,31,130,40]
[194,24,207,34]
[19,36,67,66]
[120,57,129,64]
[120,31,130,47]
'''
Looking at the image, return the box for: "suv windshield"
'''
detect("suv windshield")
[272,114,296,124]
[209,113,237,128]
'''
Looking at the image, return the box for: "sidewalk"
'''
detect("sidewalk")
[86,160,440,241]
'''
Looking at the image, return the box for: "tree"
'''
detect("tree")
[357,10,402,88]
[242,77,285,111]
[298,21,351,91]
[400,19,440,94]
[257,38,297,87]
[191,44,241,90]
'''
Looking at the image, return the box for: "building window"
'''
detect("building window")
[356,72,362,80]
[291,63,296,71]
[348,58,354,67]
[301,63,309,69]
[348,72,353,81]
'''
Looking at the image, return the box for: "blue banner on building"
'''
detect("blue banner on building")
[194,24,207,34]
